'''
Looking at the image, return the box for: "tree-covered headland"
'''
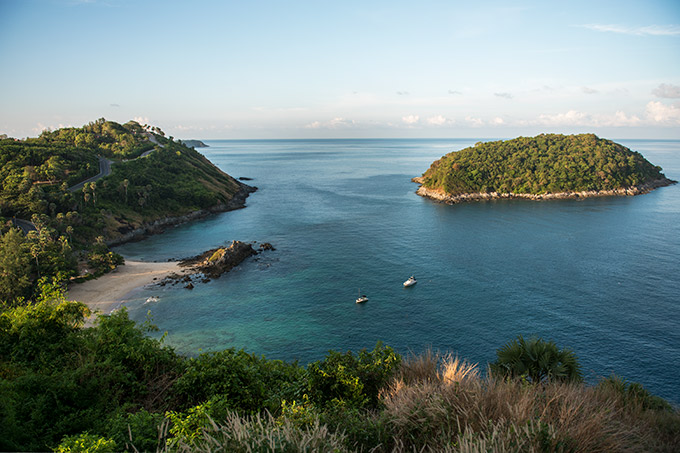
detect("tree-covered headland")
[0,119,251,301]
[417,134,675,201]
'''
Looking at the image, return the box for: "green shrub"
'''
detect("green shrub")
[319,403,389,452]
[166,402,215,449]
[306,342,401,409]
[597,375,673,412]
[55,432,118,453]
[279,394,317,429]
[170,348,304,414]
[490,335,582,383]
[106,408,165,452]
[0,302,181,451]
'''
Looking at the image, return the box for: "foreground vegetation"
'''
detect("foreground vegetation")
[1,284,677,452]
[0,119,246,302]
[419,134,672,196]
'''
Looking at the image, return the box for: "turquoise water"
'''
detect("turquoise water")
[115,138,680,404]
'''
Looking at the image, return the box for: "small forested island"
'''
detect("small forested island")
[414,134,676,203]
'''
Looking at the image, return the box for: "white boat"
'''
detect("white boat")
[403,276,417,287]
[356,289,368,304]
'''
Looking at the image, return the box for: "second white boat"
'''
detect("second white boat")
[403,276,417,287]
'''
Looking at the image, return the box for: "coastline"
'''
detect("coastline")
[67,260,186,317]
[106,182,256,247]
[67,183,257,321]
[412,177,677,204]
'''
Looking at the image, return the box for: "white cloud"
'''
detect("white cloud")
[34,122,68,134]
[448,90,462,95]
[252,106,306,113]
[426,115,452,126]
[581,86,598,94]
[652,83,680,99]
[607,111,642,126]
[494,92,513,99]
[491,117,505,125]
[535,110,588,126]
[133,116,150,125]
[580,24,680,36]
[174,124,225,132]
[465,116,484,127]
[34,123,50,134]
[527,108,658,127]
[645,101,680,124]
[402,115,420,125]
[396,91,410,96]
[304,117,357,129]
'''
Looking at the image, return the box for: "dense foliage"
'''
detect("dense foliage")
[1,119,242,244]
[0,119,244,300]
[421,134,670,195]
[0,282,403,451]
[0,119,151,220]
[1,284,677,452]
[0,221,78,302]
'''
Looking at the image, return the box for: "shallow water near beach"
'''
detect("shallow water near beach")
[115,138,680,404]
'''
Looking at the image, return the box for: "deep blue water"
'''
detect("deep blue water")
[115,138,680,404]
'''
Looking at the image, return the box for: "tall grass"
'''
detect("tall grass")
[153,350,678,452]
[380,352,678,452]
[161,411,350,453]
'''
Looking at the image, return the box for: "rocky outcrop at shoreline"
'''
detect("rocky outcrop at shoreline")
[178,139,209,148]
[412,177,677,204]
[157,240,275,289]
[106,183,256,247]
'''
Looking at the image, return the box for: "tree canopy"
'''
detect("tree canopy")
[420,134,670,196]
[0,119,246,302]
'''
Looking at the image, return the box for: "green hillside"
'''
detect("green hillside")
[0,119,251,301]
[0,119,248,241]
[419,134,672,196]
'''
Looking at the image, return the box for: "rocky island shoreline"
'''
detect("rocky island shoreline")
[412,176,677,204]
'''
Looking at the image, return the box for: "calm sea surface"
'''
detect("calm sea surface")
[115,138,680,404]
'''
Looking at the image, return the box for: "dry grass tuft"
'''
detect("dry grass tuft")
[395,349,479,386]
[441,354,480,385]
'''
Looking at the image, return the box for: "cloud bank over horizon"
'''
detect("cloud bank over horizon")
[1,0,678,139]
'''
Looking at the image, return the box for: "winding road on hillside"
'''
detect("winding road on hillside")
[13,156,113,233]
[13,134,162,233]
[11,217,37,234]
[68,156,114,193]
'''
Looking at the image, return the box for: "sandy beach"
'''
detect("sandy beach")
[67,260,184,315]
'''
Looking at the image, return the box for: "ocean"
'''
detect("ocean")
[114,138,680,404]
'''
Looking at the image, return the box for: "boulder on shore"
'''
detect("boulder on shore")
[180,240,258,279]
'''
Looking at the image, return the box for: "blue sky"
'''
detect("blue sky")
[1,0,679,139]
